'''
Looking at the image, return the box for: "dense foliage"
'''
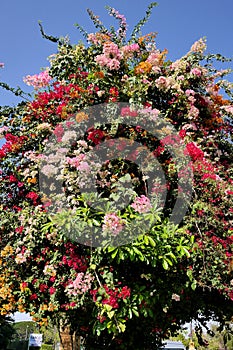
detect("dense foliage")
[0,3,233,349]
[0,316,15,349]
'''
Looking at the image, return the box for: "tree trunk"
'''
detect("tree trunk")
[59,326,81,350]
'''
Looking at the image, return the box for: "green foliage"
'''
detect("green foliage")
[130,2,158,41]
[7,340,28,350]
[0,82,31,101]
[1,3,233,349]
[0,317,15,350]
[13,321,37,341]
[41,345,53,350]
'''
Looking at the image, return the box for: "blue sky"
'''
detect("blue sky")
[1,0,233,321]
[1,0,233,108]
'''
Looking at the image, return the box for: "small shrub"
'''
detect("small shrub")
[41,344,53,350]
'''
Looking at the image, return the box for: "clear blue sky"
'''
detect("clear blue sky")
[1,0,233,321]
[1,0,233,107]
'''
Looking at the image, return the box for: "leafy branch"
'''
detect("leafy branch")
[74,23,89,40]
[38,21,71,47]
[38,21,60,43]
[0,82,31,101]
[86,9,110,35]
[130,2,158,42]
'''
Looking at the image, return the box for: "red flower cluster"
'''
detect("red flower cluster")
[185,142,204,161]
[121,106,138,117]
[28,81,89,122]
[0,133,27,157]
[91,284,131,309]
[87,128,105,145]
[26,191,39,205]
[61,243,87,271]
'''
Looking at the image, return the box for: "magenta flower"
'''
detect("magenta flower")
[185,142,204,161]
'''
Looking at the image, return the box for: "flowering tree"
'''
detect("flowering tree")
[0,3,233,349]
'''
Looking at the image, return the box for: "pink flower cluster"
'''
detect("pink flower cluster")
[23,70,52,90]
[108,7,127,38]
[66,272,94,296]
[121,106,138,117]
[190,67,202,77]
[87,33,110,45]
[188,105,199,119]
[87,33,99,45]
[222,105,233,115]
[131,195,152,214]
[102,213,124,235]
[146,51,162,73]
[66,154,86,168]
[121,43,140,58]
[155,76,172,90]
[53,124,64,142]
[190,38,206,54]
[0,126,9,139]
[96,42,122,70]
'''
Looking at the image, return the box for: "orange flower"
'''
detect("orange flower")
[94,71,105,79]
[39,318,48,326]
[76,112,89,123]
[211,94,229,106]
[95,33,111,44]
[32,316,39,322]
[158,49,168,64]
[0,245,13,257]
[27,177,37,184]
[138,32,157,45]
[134,61,152,75]
[11,144,21,152]
[69,90,81,99]
[40,304,48,311]
[18,305,26,313]
[22,115,31,123]
[48,303,57,311]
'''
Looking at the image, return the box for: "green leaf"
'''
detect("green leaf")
[191,280,197,290]
[118,322,126,333]
[144,235,149,245]
[111,248,119,259]
[107,321,113,329]
[130,2,158,41]
[162,259,169,270]
[107,311,115,319]
[132,308,139,317]
[128,308,133,319]
[147,236,156,247]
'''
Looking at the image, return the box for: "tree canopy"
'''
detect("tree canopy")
[0,3,233,349]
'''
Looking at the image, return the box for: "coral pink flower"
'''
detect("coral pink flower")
[131,195,152,214]
[23,70,52,89]
[102,213,124,235]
